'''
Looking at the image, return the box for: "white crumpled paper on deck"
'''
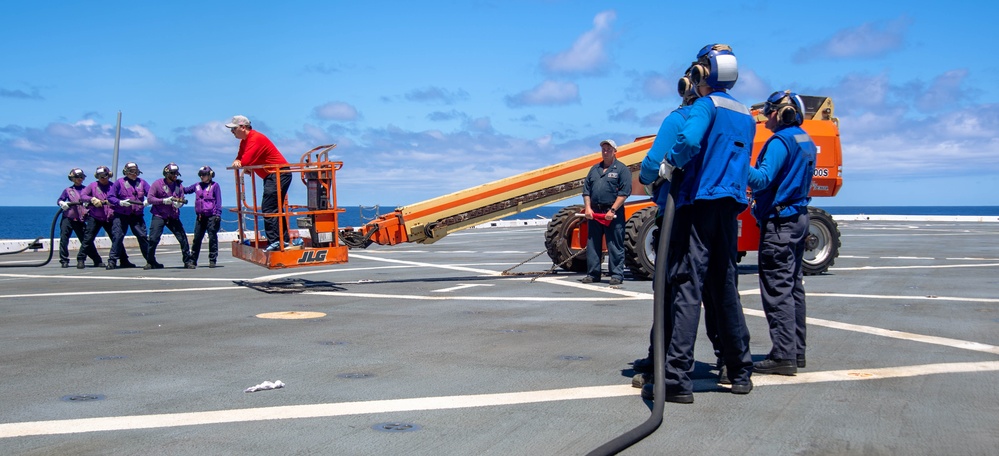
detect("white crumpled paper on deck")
[244,380,285,393]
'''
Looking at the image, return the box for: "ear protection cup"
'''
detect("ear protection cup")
[677,76,693,98]
[687,64,709,87]
[777,105,798,126]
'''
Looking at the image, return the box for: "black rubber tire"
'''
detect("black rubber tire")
[802,206,841,275]
[623,206,659,280]
[544,205,589,272]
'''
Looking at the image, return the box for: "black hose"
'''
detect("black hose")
[587,170,681,455]
[0,207,62,267]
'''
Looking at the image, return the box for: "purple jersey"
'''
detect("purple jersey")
[57,185,88,221]
[184,181,222,217]
[108,177,150,216]
[81,181,115,221]
[148,178,186,219]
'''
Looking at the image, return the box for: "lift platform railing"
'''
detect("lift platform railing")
[228,144,350,269]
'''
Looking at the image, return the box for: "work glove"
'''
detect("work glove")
[90,197,102,207]
[162,196,174,205]
[119,200,132,207]
[172,200,184,209]
[143,198,151,207]
[59,201,70,210]
[659,160,675,182]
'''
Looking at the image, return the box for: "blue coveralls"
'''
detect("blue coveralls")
[638,105,724,365]
[663,92,755,392]
[748,126,817,361]
[582,159,632,281]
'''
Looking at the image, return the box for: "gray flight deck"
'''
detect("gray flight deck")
[1,218,997,455]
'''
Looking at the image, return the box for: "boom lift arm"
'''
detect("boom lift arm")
[337,137,656,249]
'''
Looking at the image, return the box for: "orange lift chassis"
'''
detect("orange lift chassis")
[229,144,349,269]
[231,95,844,274]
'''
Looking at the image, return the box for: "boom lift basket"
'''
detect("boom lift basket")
[229,144,349,269]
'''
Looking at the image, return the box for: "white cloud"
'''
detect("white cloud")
[793,16,911,63]
[915,69,968,113]
[505,80,580,108]
[541,10,616,76]
[405,87,470,105]
[314,101,360,121]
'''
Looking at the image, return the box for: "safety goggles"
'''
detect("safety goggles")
[763,91,789,117]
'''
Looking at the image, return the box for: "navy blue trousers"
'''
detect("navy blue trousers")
[758,212,808,360]
[664,199,752,392]
[191,214,221,264]
[81,217,130,264]
[585,215,625,280]
[262,172,292,244]
[110,214,149,263]
[59,217,100,265]
[148,216,191,265]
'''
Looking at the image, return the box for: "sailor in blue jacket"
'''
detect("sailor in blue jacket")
[748,91,817,375]
[643,44,755,403]
[633,81,725,382]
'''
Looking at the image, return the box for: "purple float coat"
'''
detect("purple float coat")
[108,177,150,216]
[57,185,88,221]
[147,178,187,219]
[184,181,223,217]
[81,181,115,222]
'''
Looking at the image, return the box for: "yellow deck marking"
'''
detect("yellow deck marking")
[255,311,327,319]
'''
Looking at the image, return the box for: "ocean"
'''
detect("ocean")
[0,205,568,240]
[1,205,997,241]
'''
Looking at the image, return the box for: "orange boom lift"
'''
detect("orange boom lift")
[230,96,843,274]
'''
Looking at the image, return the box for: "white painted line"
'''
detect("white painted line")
[882,256,935,260]
[805,291,999,304]
[3,361,996,439]
[0,272,244,283]
[351,253,500,275]
[832,263,999,271]
[0,287,243,300]
[742,308,999,355]
[747,361,999,386]
[306,290,642,302]
[432,284,495,293]
[249,265,411,282]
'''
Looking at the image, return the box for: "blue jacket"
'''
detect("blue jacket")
[667,92,754,209]
[748,125,817,220]
[640,105,691,212]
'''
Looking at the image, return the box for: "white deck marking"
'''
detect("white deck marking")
[432,283,494,292]
[741,308,999,355]
[805,291,999,304]
[2,361,997,439]
[0,287,244,299]
[351,253,500,275]
[0,272,241,282]
[306,290,640,302]
[831,262,999,271]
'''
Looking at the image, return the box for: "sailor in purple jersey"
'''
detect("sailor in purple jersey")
[184,166,222,268]
[145,163,194,269]
[80,166,137,269]
[56,168,102,268]
[105,162,151,270]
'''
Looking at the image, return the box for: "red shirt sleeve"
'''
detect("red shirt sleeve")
[238,130,289,179]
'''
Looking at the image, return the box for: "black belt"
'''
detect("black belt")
[592,203,613,212]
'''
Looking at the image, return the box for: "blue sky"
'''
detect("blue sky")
[2,1,997,208]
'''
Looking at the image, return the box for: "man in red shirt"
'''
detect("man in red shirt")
[227,115,292,251]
